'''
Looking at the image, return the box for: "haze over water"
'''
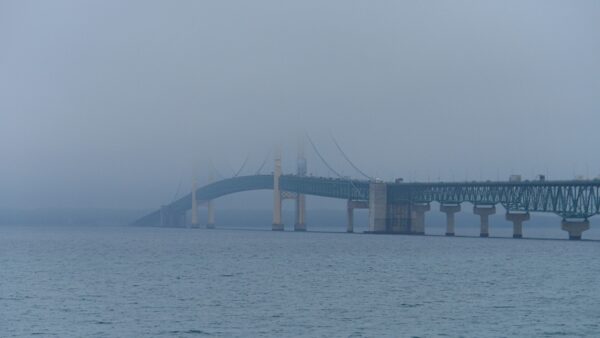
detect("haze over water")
[2,1,600,209]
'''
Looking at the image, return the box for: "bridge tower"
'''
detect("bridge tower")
[295,138,307,231]
[191,177,198,228]
[206,171,215,229]
[272,146,284,231]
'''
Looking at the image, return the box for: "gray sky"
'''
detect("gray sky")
[1,1,599,209]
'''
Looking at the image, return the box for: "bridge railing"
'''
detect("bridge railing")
[280,175,369,201]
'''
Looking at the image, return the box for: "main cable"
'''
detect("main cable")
[209,159,225,180]
[234,155,249,177]
[255,151,270,175]
[170,176,183,203]
[306,133,343,178]
[306,132,365,198]
[331,134,373,180]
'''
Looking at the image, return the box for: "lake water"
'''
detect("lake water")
[1,224,599,337]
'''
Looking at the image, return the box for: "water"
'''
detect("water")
[1,224,599,337]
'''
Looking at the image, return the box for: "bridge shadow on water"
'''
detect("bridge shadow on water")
[188,227,600,242]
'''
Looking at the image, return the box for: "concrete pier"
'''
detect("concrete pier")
[561,219,590,240]
[440,204,461,236]
[294,138,307,232]
[160,206,185,227]
[272,148,284,231]
[160,205,169,227]
[388,203,401,233]
[206,200,215,229]
[474,205,496,237]
[347,200,368,233]
[205,172,216,229]
[505,212,529,238]
[347,201,354,233]
[387,203,408,233]
[294,193,306,231]
[412,203,430,235]
[368,182,387,233]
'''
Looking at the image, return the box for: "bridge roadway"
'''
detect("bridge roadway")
[133,174,600,239]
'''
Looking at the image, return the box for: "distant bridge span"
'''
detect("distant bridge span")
[133,173,600,240]
[132,174,369,226]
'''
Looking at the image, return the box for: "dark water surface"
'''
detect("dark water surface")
[1,225,599,337]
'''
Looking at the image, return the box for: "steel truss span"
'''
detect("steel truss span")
[388,181,600,219]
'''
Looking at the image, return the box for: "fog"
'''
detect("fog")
[1,1,599,209]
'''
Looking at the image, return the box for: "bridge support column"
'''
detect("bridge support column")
[387,202,413,233]
[206,200,215,229]
[161,207,185,227]
[294,137,307,232]
[474,205,496,237]
[505,212,529,238]
[440,204,461,236]
[160,206,169,227]
[272,148,284,231]
[294,194,306,231]
[368,182,387,233]
[161,206,176,227]
[191,179,198,228]
[347,200,354,233]
[412,203,430,235]
[561,219,589,240]
[347,200,368,233]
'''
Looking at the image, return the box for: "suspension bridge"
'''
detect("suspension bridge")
[133,137,600,240]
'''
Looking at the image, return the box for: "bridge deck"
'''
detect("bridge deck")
[133,175,600,225]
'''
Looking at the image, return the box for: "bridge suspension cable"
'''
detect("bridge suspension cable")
[255,151,270,175]
[234,155,250,177]
[306,133,368,198]
[306,133,343,178]
[331,134,373,180]
[209,159,225,180]
[225,161,237,177]
[307,133,367,199]
[170,176,184,203]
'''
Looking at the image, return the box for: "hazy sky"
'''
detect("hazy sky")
[1,1,599,209]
